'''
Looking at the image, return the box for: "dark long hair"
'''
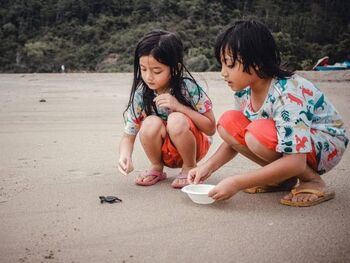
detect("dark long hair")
[215,19,293,79]
[124,30,202,120]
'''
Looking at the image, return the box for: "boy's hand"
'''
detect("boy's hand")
[118,156,134,175]
[208,177,240,201]
[153,94,181,111]
[188,165,212,184]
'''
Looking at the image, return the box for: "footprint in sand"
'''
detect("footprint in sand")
[91,172,103,177]
[67,169,86,179]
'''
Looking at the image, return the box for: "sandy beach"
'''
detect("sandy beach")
[0,71,349,263]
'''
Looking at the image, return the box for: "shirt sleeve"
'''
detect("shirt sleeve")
[273,88,313,154]
[124,90,145,136]
[184,79,212,113]
[233,88,250,111]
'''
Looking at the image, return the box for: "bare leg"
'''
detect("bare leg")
[244,131,327,203]
[167,112,196,187]
[218,126,295,186]
[137,116,166,184]
[219,125,325,202]
[218,125,269,166]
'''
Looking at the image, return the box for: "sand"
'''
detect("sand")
[0,71,349,262]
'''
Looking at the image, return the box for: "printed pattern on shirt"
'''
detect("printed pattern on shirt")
[233,74,348,173]
[124,78,212,136]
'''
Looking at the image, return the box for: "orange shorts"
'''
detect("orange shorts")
[161,116,210,168]
[218,110,318,170]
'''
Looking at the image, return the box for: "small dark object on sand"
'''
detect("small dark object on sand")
[99,196,122,204]
[39,99,46,102]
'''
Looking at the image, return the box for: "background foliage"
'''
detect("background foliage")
[0,0,349,72]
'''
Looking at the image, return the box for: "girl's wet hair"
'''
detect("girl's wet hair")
[215,19,293,79]
[124,30,203,119]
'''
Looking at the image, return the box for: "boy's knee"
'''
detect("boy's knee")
[246,119,276,142]
[218,110,250,136]
[167,112,189,136]
[245,119,277,152]
[139,116,164,137]
[218,110,245,125]
[217,125,242,146]
[244,131,261,151]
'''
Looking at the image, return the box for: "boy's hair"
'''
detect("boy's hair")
[215,19,293,79]
[124,30,202,119]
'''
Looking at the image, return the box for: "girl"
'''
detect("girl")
[118,30,216,189]
[188,20,348,207]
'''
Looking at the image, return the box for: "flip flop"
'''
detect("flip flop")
[244,177,298,194]
[280,188,335,207]
[171,172,189,189]
[135,170,167,186]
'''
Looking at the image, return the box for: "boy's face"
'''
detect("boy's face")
[139,55,171,93]
[220,50,255,92]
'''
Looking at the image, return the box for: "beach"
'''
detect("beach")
[0,71,349,263]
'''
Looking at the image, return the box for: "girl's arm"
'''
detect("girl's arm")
[209,153,307,200]
[177,105,216,136]
[118,133,136,175]
[153,94,216,136]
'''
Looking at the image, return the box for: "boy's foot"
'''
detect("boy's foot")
[280,178,335,207]
[135,167,166,186]
[244,177,298,194]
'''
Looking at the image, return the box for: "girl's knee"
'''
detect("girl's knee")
[167,112,189,136]
[139,116,164,137]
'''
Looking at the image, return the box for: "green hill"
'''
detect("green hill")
[0,0,349,73]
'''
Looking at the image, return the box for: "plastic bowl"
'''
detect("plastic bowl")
[181,184,215,204]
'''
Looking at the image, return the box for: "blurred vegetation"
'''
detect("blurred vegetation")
[0,0,349,72]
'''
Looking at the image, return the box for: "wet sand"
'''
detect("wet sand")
[0,71,349,262]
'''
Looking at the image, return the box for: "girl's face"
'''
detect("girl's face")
[220,52,256,92]
[140,55,171,94]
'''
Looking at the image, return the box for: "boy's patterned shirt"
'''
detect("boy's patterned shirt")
[232,74,348,155]
[124,79,212,135]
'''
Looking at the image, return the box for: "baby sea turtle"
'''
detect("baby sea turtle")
[99,196,122,204]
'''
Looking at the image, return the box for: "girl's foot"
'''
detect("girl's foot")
[135,165,164,185]
[171,166,194,189]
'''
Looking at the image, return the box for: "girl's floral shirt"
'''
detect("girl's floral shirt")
[124,78,212,136]
[232,74,348,173]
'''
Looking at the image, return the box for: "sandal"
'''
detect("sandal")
[171,172,189,189]
[280,188,335,207]
[135,170,167,186]
[244,177,298,194]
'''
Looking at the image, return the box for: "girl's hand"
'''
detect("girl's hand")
[118,156,134,175]
[208,177,240,201]
[188,165,212,184]
[153,94,182,111]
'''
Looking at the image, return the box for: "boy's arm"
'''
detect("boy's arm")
[189,142,237,184]
[209,153,307,200]
[118,133,136,175]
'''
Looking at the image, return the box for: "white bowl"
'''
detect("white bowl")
[181,184,215,204]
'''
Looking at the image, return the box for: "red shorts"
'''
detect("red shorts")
[217,110,318,170]
[161,116,210,168]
